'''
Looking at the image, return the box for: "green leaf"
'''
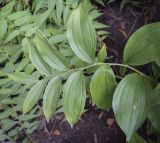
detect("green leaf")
[25,64,34,74]
[152,84,160,107]
[43,77,62,122]
[34,0,45,14]
[4,30,20,43]
[8,72,39,85]
[89,9,102,20]
[48,0,56,11]
[97,44,107,62]
[56,0,64,25]
[93,21,109,29]
[90,66,117,109]
[4,44,20,55]
[66,0,74,5]
[151,62,160,79]
[0,0,15,17]
[148,105,160,132]
[1,119,18,131]
[35,30,69,71]
[0,98,16,105]
[7,11,30,20]
[67,4,97,63]
[20,24,34,32]
[0,78,12,86]
[0,53,7,63]
[35,10,52,28]
[26,27,36,37]
[0,88,18,95]
[63,6,71,24]
[98,30,109,36]
[29,42,52,76]
[22,121,39,130]
[8,127,19,137]
[22,37,29,53]
[49,33,67,44]
[0,130,9,141]
[63,71,86,126]
[112,73,152,141]
[14,15,32,27]
[0,110,11,120]
[123,22,160,65]
[0,18,7,39]
[18,114,40,121]
[95,0,105,6]
[71,0,79,8]
[16,58,30,72]
[155,58,160,67]
[129,133,147,143]
[23,80,46,113]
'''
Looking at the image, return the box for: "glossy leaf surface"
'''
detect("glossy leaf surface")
[8,72,39,85]
[97,44,107,62]
[67,5,96,63]
[36,31,69,71]
[63,71,86,126]
[90,66,117,109]
[23,80,46,113]
[29,43,52,76]
[123,22,160,65]
[112,73,152,141]
[43,77,62,122]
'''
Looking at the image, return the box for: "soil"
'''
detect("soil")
[31,1,160,143]
[32,109,125,143]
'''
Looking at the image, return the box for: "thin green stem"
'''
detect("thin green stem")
[107,63,145,76]
[74,62,146,76]
[49,62,147,81]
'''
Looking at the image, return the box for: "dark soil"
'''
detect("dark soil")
[32,109,125,143]
[102,0,160,62]
[31,1,160,143]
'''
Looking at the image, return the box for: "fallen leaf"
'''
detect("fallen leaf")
[52,129,61,136]
[106,118,114,128]
[118,28,128,39]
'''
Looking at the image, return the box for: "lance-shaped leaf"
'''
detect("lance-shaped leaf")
[63,71,86,126]
[35,31,69,71]
[97,44,107,62]
[148,105,160,132]
[4,30,20,43]
[90,66,117,110]
[16,58,29,72]
[123,22,160,65]
[28,43,52,76]
[0,18,7,39]
[67,5,96,63]
[0,0,15,17]
[8,72,39,85]
[112,73,152,141]
[23,80,46,113]
[43,77,62,122]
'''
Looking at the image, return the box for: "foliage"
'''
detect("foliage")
[0,0,108,142]
[0,0,159,143]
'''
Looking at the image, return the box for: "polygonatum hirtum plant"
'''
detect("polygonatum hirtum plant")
[0,0,108,142]
[0,0,160,142]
